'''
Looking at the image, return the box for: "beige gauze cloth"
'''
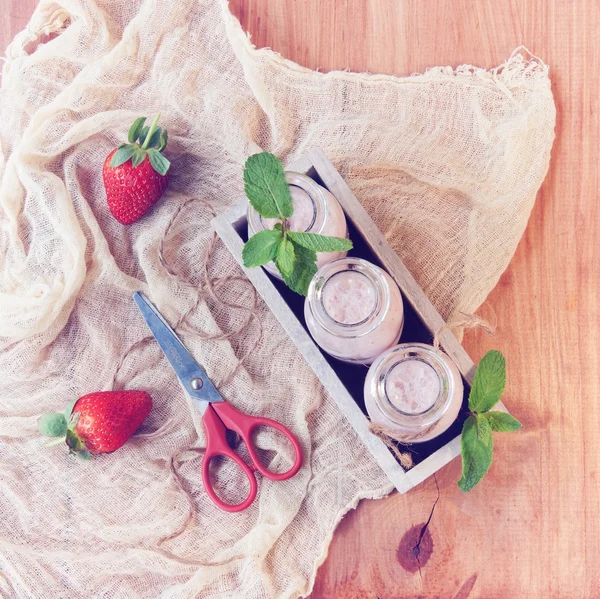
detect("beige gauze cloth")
[0,0,555,596]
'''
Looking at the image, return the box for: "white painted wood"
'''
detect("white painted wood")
[211,149,508,493]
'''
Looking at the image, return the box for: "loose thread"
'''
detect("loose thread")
[109,197,266,545]
[112,196,264,392]
[432,306,497,351]
[158,197,264,383]
[111,335,154,390]
[368,422,413,470]
[157,448,204,546]
[134,418,177,440]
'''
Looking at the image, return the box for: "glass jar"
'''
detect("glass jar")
[364,343,464,443]
[247,172,348,278]
[304,257,404,364]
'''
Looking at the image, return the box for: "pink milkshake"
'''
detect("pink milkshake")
[364,343,464,443]
[304,258,404,364]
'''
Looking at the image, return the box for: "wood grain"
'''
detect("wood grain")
[2,1,599,598]
[226,3,600,598]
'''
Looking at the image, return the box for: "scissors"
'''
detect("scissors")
[133,292,303,512]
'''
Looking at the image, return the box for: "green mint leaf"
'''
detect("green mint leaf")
[148,149,171,176]
[458,414,493,492]
[276,238,295,278]
[468,350,506,413]
[283,242,318,296]
[38,413,68,437]
[128,117,146,143]
[484,411,522,432]
[243,152,293,219]
[287,231,353,253]
[131,148,147,168]
[109,145,135,167]
[242,228,283,268]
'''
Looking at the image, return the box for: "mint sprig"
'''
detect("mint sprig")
[282,244,318,295]
[287,231,352,253]
[244,153,294,219]
[242,227,283,267]
[458,350,522,492]
[242,152,353,295]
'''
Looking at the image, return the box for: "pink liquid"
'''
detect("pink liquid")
[385,360,440,414]
[322,272,377,325]
[363,343,464,443]
[305,266,404,364]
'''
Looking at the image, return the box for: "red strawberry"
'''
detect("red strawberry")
[102,114,171,224]
[38,390,153,458]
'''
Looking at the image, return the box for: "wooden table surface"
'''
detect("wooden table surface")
[2,1,599,598]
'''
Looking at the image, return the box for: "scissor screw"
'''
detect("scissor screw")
[190,377,203,391]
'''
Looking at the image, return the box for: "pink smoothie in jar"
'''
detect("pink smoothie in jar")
[247,172,348,278]
[304,257,404,364]
[364,343,464,443]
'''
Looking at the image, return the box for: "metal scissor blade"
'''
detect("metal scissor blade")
[133,292,223,409]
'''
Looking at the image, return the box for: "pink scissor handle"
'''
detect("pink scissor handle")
[201,405,258,513]
[211,402,303,481]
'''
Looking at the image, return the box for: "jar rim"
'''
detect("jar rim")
[306,257,393,339]
[368,343,458,431]
[247,171,329,235]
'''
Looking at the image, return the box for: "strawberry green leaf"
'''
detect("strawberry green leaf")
[76,450,92,461]
[276,238,295,278]
[66,428,86,453]
[484,411,522,432]
[243,153,293,219]
[137,126,150,144]
[110,145,136,167]
[283,242,318,296]
[147,126,162,149]
[38,413,68,437]
[131,148,147,168]
[242,228,283,268]
[148,149,170,176]
[64,398,78,421]
[159,130,168,151]
[458,414,493,492]
[128,117,146,143]
[287,231,353,253]
[468,350,506,413]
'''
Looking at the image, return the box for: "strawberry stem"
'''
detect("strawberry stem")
[141,113,161,150]
[44,438,67,447]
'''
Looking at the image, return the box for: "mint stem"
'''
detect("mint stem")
[141,113,160,150]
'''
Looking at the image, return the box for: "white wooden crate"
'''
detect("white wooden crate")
[212,148,507,493]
